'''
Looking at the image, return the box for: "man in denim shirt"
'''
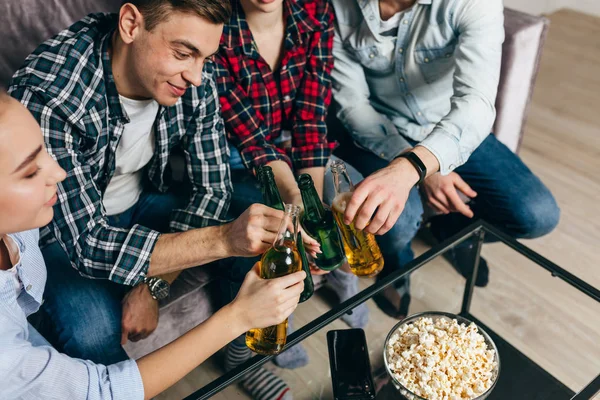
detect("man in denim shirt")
[328,0,560,316]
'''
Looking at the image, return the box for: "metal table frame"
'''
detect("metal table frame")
[185,220,600,400]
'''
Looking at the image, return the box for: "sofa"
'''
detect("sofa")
[0,0,549,360]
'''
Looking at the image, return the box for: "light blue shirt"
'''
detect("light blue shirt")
[0,229,144,400]
[331,0,505,175]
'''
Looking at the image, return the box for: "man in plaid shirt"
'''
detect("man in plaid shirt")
[9,0,288,365]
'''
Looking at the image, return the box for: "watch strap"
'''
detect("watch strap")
[143,277,169,300]
[395,151,427,185]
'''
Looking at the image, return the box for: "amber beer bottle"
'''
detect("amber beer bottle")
[297,173,345,271]
[330,160,384,277]
[257,165,314,303]
[246,204,302,355]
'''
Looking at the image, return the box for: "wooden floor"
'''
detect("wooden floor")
[158,9,600,400]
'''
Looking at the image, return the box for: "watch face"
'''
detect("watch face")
[152,279,170,300]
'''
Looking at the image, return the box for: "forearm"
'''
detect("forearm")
[137,304,244,399]
[385,145,441,190]
[160,271,181,285]
[398,145,440,178]
[147,225,229,277]
[267,160,301,205]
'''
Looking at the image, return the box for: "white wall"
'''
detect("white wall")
[503,0,600,17]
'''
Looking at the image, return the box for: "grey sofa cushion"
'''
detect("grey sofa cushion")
[0,0,121,86]
[493,9,549,153]
[124,266,220,359]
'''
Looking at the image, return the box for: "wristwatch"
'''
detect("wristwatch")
[143,277,170,301]
[395,151,427,185]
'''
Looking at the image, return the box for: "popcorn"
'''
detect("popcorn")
[386,317,497,400]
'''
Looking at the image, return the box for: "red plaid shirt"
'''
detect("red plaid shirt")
[215,0,336,172]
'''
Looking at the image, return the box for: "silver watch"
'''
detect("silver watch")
[143,277,170,301]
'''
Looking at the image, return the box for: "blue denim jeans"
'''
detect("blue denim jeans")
[333,133,560,270]
[39,190,186,365]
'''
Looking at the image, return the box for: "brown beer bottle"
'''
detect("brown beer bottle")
[245,204,302,355]
[330,160,384,278]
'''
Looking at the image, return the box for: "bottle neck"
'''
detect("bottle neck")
[331,161,354,196]
[274,204,299,248]
[261,171,285,211]
[300,183,326,220]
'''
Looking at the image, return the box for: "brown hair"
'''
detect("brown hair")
[124,0,232,31]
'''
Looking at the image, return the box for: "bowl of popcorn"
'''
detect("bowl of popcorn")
[383,312,500,400]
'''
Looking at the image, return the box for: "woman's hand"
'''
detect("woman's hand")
[232,263,306,330]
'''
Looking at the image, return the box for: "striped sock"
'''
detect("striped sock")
[225,336,293,400]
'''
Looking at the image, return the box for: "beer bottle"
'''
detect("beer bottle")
[330,160,384,277]
[257,165,314,302]
[257,165,284,211]
[297,173,345,271]
[246,204,302,355]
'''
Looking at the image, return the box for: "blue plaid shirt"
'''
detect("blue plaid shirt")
[0,230,144,399]
[9,14,232,286]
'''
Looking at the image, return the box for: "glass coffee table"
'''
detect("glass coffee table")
[184,221,600,400]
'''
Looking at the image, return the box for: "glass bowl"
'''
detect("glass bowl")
[383,312,500,400]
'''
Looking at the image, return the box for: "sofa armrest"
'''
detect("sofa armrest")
[493,8,550,153]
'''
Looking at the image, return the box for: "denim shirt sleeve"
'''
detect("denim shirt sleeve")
[331,23,412,161]
[0,314,144,400]
[419,0,504,174]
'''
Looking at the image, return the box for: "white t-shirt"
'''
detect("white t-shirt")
[103,96,159,216]
[377,9,410,63]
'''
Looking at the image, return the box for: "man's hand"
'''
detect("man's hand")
[222,204,285,257]
[344,159,420,235]
[121,284,159,344]
[421,172,477,218]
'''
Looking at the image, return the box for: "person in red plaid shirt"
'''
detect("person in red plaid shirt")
[214,0,369,398]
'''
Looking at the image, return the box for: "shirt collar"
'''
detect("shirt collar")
[0,234,20,267]
[2,231,46,308]
[99,26,128,123]
[360,0,430,39]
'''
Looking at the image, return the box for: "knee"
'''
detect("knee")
[510,191,560,239]
[60,307,125,364]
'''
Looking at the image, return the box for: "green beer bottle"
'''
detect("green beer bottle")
[257,165,314,302]
[297,173,346,271]
[257,165,284,211]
